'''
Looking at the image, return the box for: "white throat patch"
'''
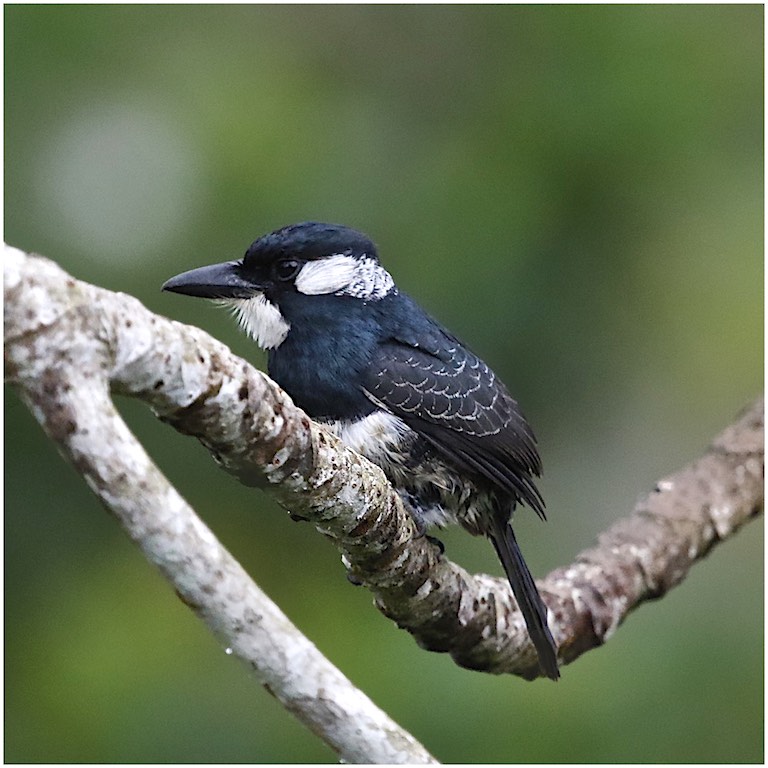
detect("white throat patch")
[219,294,291,350]
[295,254,395,300]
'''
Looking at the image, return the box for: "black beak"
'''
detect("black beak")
[162,261,259,299]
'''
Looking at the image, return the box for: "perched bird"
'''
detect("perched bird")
[163,221,559,679]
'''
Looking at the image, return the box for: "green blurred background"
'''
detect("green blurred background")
[5,4,763,763]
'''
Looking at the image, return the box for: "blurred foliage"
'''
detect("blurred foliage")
[5,5,763,763]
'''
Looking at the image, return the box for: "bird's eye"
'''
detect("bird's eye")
[273,259,301,282]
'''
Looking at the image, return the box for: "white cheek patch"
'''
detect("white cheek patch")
[345,256,396,299]
[295,255,357,296]
[218,294,290,350]
[295,254,395,300]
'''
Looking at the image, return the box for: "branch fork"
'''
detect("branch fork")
[5,244,763,762]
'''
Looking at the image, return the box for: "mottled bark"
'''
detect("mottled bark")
[5,245,763,744]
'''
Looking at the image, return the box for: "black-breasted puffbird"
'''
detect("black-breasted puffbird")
[163,221,559,680]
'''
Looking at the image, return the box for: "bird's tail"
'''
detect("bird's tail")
[488,518,560,680]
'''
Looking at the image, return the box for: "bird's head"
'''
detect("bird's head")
[162,222,396,349]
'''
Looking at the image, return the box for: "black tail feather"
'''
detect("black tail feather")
[488,519,560,680]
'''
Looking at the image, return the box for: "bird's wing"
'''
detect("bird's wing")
[361,330,545,518]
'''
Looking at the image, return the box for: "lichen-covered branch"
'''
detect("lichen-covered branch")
[5,245,763,691]
[547,398,763,664]
[4,246,437,765]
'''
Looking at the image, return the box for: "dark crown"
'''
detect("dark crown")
[244,222,378,265]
